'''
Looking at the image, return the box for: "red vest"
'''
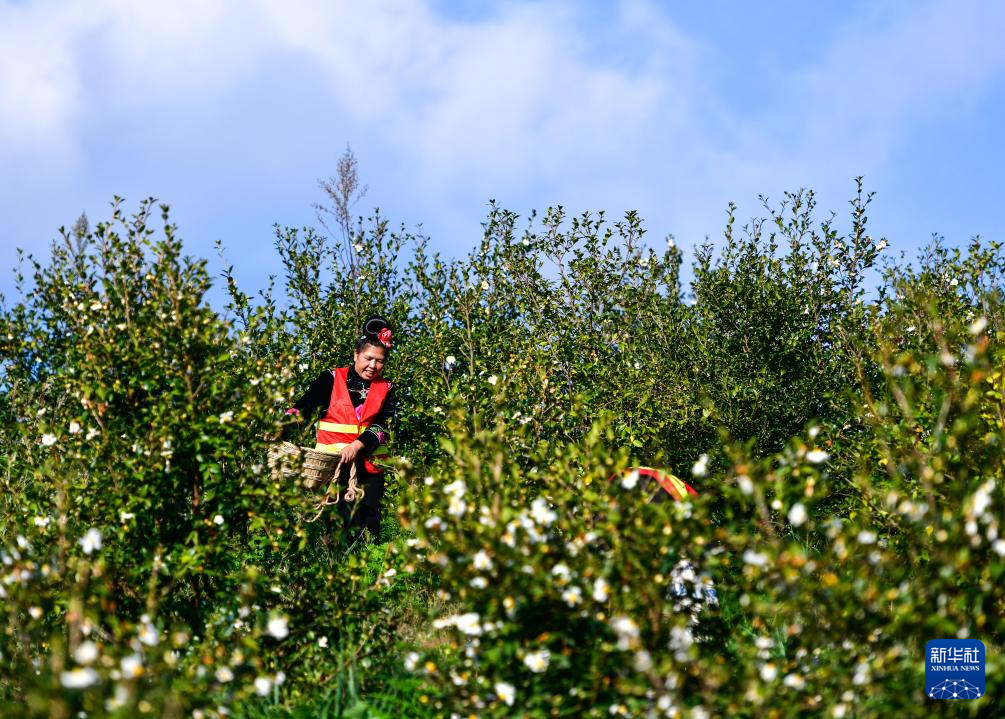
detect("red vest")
[315,367,390,473]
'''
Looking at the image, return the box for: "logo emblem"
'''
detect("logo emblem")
[925,639,985,699]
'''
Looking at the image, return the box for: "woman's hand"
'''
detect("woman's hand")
[339,439,365,464]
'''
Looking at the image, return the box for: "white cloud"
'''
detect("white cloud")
[256,0,694,193]
[0,2,86,155]
[0,1,693,173]
[784,0,1005,175]
[95,0,267,96]
[1,0,1003,284]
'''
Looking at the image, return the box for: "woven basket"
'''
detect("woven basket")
[267,441,340,490]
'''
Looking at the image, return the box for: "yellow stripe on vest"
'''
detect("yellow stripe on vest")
[318,421,364,433]
[314,442,349,454]
[315,442,389,456]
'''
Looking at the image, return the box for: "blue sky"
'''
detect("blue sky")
[1,0,1003,301]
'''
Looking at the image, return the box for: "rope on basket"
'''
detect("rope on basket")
[307,457,364,522]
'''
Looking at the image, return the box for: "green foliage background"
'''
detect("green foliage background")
[1,181,1003,717]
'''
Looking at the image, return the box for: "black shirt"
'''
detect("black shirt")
[286,366,395,455]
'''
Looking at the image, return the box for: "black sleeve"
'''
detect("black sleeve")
[357,383,396,455]
[281,370,334,439]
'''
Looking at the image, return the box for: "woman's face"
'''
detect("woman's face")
[353,344,387,380]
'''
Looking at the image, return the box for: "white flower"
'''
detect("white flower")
[60,667,99,689]
[503,596,516,615]
[897,499,927,520]
[857,530,877,545]
[33,516,50,528]
[949,277,959,287]
[445,355,456,370]
[620,470,640,490]
[743,550,768,567]
[218,411,234,424]
[808,425,821,439]
[551,563,571,581]
[121,653,143,678]
[444,480,466,497]
[783,673,805,689]
[736,474,754,495]
[692,454,708,477]
[138,622,159,647]
[972,481,993,516]
[494,681,516,706]
[611,616,640,648]
[523,649,550,673]
[470,577,488,589]
[40,433,58,447]
[434,612,483,636]
[592,578,610,602]
[68,420,81,434]
[760,663,778,682]
[267,615,289,640]
[85,427,100,441]
[254,676,273,695]
[120,512,134,522]
[455,613,482,635]
[633,650,653,671]
[788,503,808,527]
[561,586,583,607]
[215,666,234,683]
[213,514,224,526]
[472,550,493,571]
[447,496,467,517]
[529,497,557,526]
[806,449,830,464]
[852,662,870,685]
[992,539,1005,556]
[404,652,420,671]
[29,606,43,619]
[79,528,103,555]
[611,616,639,637]
[970,317,988,335]
[89,301,103,311]
[424,516,443,531]
[487,375,498,386]
[875,239,888,252]
[480,280,490,290]
[73,641,99,665]
[317,635,329,648]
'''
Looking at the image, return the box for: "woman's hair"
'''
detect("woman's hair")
[354,335,387,355]
[355,315,393,354]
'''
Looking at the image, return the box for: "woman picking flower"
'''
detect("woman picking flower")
[285,315,396,538]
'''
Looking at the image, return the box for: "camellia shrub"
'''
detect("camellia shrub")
[0,202,406,717]
[1,182,1003,717]
[395,300,1004,716]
